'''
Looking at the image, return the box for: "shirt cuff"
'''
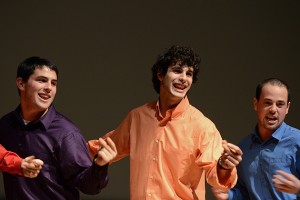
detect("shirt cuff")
[92,162,109,180]
[14,157,23,176]
[228,189,233,200]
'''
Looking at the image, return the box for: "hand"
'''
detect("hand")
[219,140,243,170]
[272,170,300,194]
[21,155,44,178]
[211,187,229,200]
[94,137,117,166]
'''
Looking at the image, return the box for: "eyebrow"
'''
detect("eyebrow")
[264,98,286,103]
[36,76,58,82]
[171,65,194,71]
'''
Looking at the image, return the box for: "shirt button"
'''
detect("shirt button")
[153,158,156,161]
[148,193,151,197]
[155,139,159,143]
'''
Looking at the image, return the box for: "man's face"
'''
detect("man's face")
[253,83,290,135]
[158,63,193,102]
[17,66,57,116]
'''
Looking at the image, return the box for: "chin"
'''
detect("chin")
[37,103,51,110]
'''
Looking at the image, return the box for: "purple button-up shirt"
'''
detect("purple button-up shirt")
[0,105,108,200]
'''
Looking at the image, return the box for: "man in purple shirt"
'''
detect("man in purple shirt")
[0,56,117,200]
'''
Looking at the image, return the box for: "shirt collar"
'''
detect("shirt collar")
[252,122,287,142]
[39,105,57,130]
[14,104,56,130]
[155,97,190,123]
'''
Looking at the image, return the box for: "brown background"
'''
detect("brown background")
[0,1,299,199]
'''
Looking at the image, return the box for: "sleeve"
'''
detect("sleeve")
[228,175,250,200]
[0,144,23,176]
[195,121,237,190]
[59,130,109,195]
[228,186,250,200]
[295,143,300,197]
[87,111,132,163]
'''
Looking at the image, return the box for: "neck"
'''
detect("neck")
[158,96,182,117]
[258,128,274,142]
[21,106,48,122]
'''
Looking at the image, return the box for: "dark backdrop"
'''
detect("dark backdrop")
[0,1,299,200]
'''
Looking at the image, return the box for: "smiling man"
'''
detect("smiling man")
[88,45,242,199]
[0,56,117,200]
[212,78,300,200]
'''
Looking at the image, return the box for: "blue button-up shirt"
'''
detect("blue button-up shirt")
[0,105,108,200]
[229,122,300,200]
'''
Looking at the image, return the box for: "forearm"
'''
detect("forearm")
[72,162,109,195]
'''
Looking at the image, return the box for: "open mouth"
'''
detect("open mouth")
[266,116,277,124]
[39,93,51,101]
[174,83,186,90]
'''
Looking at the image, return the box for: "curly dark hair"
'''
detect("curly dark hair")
[151,45,201,94]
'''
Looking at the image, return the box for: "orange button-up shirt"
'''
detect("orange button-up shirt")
[88,97,237,199]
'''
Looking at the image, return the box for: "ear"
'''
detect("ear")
[157,71,163,81]
[286,101,290,115]
[253,97,258,111]
[16,77,25,91]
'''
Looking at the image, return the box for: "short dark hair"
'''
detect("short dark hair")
[255,78,290,102]
[151,45,201,94]
[17,56,58,82]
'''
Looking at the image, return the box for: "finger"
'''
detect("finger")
[27,159,43,169]
[24,170,39,178]
[222,140,232,154]
[222,159,235,169]
[99,137,117,157]
[96,150,112,165]
[225,155,241,166]
[33,159,44,167]
[276,170,296,181]
[273,175,287,184]
[99,147,115,160]
[98,138,108,149]
[105,137,117,153]
[24,155,35,162]
[227,143,243,156]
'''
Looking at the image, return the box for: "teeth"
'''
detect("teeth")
[39,94,50,100]
[174,84,185,89]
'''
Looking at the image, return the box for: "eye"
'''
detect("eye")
[186,71,193,77]
[51,81,57,86]
[277,102,285,108]
[37,78,47,83]
[173,69,182,74]
[263,101,272,106]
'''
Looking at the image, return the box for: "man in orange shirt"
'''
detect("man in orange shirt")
[88,45,243,199]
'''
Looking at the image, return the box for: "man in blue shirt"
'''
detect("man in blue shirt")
[0,56,117,200]
[212,78,300,200]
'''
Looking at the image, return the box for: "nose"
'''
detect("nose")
[179,73,187,82]
[44,81,52,92]
[269,104,277,113]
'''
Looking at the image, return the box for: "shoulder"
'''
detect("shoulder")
[0,110,20,127]
[0,110,15,121]
[128,101,156,115]
[285,124,300,134]
[41,108,83,140]
[282,124,300,142]
[187,104,214,125]
[237,134,253,148]
[51,112,80,132]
